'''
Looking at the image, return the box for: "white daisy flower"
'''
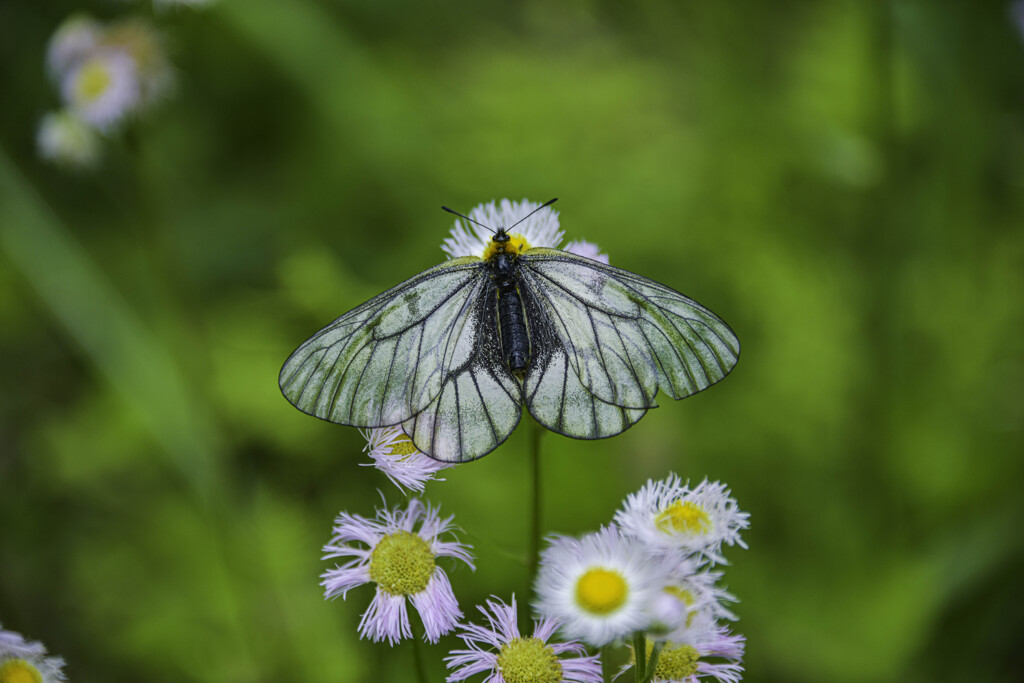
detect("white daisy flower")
[0,622,67,682]
[615,476,749,564]
[445,594,603,683]
[321,498,474,645]
[534,526,675,647]
[563,240,610,264]
[46,13,102,80]
[361,426,452,493]
[647,555,738,635]
[61,48,141,131]
[624,626,745,683]
[442,198,565,259]
[667,567,738,633]
[37,110,101,169]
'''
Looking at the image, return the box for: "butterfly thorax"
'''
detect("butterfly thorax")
[481,229,531,261]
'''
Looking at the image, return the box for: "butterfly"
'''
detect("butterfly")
[279,199,739,463]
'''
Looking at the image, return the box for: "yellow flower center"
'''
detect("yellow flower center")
[575,567,628,615]
[650,643,700,681]
[482,233,531,260]
[75,59,112,103]
[497,637,563,683]
[0,658,43,683]
[655,500,711,536]
[387,434,419,458]
[368,530,435,596]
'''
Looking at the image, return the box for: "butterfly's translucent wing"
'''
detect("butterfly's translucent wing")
[524,341,650,439]
[519,248,739,428]
[402,287,523,462]
[279,256,521,447]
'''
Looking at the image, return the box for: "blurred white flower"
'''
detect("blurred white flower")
[1012,1,1024,43]
[37,110,102,169]
[534,526,674,647]
[0,622,67,682]
[361,426,451,493]
[46,13,102,80]
[615,475,749,565]
[564,240,609,264]
[61,48,141,131]
[49,15,175,133]
[101,19,175,107]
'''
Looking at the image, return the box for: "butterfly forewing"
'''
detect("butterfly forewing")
[519,248,739,408]
[279,257,490,428]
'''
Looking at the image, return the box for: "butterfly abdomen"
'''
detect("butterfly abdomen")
[492,252,531,372]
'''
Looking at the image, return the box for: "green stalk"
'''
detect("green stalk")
[641,642,664,683]
[633,633,647,683]
[527,417,544,593]
[600,645,614,683]
[410,619,429,683]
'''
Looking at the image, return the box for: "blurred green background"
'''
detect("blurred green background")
[2,1,1023,681]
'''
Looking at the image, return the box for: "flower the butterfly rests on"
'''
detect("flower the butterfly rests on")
[279,198,739,462]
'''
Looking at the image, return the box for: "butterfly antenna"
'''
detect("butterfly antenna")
[442,205,495,234]
[505,197,558,232]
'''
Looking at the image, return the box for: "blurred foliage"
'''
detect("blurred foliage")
[2,0,1023,682]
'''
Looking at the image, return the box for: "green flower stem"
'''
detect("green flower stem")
[600,645,614,683]
[633,633,647,683]
[410,619,429,683]
[641,642,664,683]
[527,417,544,592]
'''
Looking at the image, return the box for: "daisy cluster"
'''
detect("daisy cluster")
[0,622,67,683]
[320,495,606,683]
[319,474,748,683]
[37,6,207,169]
[327,433,749,683]
[535,475,749,683]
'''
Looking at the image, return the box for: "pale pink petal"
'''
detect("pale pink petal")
[697,661,744,683]
[445,649,499,681]
[358,589,411,645]
[445,594,602,683]
[321,562,371,599]
[562,655,604,683]
[411,569,463,642]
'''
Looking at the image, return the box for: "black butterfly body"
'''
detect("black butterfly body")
[279,220,739,463]
[491,231,533,372]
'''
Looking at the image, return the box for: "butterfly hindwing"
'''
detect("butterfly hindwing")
[520,248,739,408]
[402,283,523,462]
[524,343,649,439]
[278,257,491,428]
